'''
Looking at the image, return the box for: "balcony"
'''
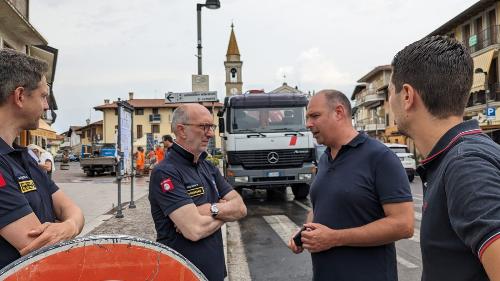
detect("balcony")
[355,117,386,132]
[466,83,500,113]
[355,90,386,108]
[463,25,500,54]
[149,114,161,123]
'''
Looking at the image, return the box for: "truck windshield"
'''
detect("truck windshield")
[230,107,307,133]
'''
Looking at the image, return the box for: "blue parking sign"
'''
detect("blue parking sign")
[486,107,496,119]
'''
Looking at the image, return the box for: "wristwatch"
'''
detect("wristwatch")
[210,203,219,217]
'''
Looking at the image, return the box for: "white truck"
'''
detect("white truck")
[218,93,316,199]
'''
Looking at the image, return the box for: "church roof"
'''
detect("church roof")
[226,24,240,56]
[269,82,305,94]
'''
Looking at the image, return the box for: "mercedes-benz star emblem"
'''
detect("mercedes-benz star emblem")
[267,152,279,164]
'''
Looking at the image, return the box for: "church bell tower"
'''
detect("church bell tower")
[224,23,243,96]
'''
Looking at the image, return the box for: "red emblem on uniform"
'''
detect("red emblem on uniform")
[0,172,6,188]
[161,178,174,192]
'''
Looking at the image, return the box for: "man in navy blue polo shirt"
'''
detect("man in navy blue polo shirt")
[288,90,414,281]
[0,49,84,269]
[390,36,500,280]
[149,103,247,281]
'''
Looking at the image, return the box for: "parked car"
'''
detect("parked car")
[384,143,416,182]
[68,154,80,162]
[54,153,63,162]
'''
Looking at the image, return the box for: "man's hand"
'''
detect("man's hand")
[288,227,304,254]
[19,220,78,256]
[301,223,342,253]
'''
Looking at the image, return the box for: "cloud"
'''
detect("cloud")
[297,48,352,87]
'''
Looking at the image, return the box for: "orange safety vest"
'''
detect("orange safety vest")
[155,148,164,162]
[136,151,145,168]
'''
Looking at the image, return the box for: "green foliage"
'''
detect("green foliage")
[206,156,220,166]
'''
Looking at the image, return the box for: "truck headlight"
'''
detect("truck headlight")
[299,173,312,180]
[234,176,249,183]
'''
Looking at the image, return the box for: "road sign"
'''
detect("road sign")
[165,91,218,103]
[0,235,207,281]
[486,106,496,120]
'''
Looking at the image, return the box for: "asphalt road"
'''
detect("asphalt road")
[227,178,424,281]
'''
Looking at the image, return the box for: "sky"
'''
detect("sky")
[29,0,478,133]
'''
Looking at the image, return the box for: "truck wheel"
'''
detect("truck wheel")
[408,174,415,183]
[292,184,310,200]
[86,170,95,177]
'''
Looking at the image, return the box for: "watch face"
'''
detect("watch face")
[211,204,219,214]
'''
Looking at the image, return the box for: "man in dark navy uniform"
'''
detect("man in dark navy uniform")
[390,36,500,280]
[0,49,84,269]
[288,90,414,281]
[149,104,247,281]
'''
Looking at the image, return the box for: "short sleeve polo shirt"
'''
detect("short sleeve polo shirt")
[0,138,58,269]
[310,133,412,281]
[148,143,232,281]
[418,120,500,281]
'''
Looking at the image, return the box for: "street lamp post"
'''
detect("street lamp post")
[196,0,220,75]
[475,68,491,125]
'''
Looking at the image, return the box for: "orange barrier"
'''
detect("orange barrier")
[0,235,207,281]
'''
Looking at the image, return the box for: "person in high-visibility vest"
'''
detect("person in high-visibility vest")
[135,146,145,176]
[155,145,164,163]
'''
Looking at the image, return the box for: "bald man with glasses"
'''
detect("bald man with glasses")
[148,103,247,281]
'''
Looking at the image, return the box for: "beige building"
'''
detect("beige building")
[94,93,223,152]
[429,0,500,143]
[351,65,416,152]
[78,120,104,147]
[0,0,58,147]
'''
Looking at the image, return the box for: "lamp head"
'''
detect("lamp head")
[205,0,220,9]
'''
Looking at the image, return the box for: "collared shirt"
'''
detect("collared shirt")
[418,120,500,281]
[148,142,232,281]
[0,138,58,269]
[310,132,412,281]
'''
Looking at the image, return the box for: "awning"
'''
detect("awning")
[471,50,496,92]
[29,46,55,84]
[30,119,57,139]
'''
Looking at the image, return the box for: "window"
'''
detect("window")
[114,109,118,115]
[152,108,159,114]
[137,125,143,139]
[135,108,144,115]
[151,124,160,133]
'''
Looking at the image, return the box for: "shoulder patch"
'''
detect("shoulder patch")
[0,172,5,188]
[160,178,174,192]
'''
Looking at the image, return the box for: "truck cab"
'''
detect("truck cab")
[218,93,315,199]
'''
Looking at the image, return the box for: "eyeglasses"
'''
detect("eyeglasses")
[182,123,217,132]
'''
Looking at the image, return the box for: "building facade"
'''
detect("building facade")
[0,0,59,147]
[352,65,416,153]
[94,93,223,153]
[430,0,500,143]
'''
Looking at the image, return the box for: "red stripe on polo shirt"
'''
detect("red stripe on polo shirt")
[0,172,6,188]
[421,129,483,165]
[478,232,500,259]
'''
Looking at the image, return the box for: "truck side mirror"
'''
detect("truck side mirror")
[219,117,225,133]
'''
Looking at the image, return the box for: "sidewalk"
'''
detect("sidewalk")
[85,193,156,241]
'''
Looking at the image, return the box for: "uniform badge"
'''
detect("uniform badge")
[161,178,174,192]
[0,172,6,188]
[19,180,37,193]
